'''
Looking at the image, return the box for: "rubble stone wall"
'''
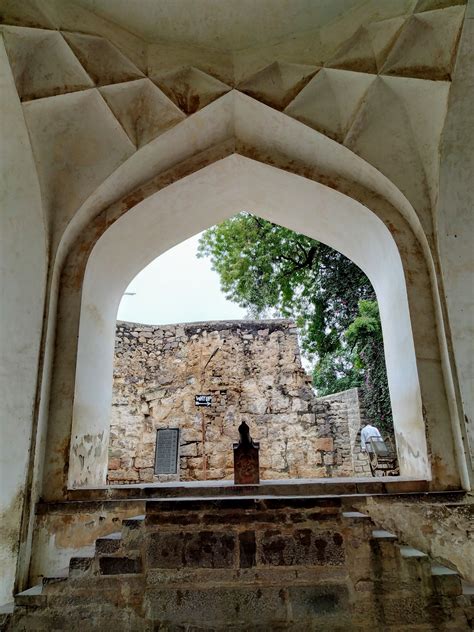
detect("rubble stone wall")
[317,389,372,477]
[108,320,371,483]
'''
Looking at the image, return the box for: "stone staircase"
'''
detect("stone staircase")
[3,497,473,631]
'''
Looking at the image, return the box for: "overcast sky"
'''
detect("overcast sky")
[117,232,247,325]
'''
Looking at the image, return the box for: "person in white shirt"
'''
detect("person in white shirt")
[360,422,382,453]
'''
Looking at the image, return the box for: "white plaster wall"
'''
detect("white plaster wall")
[71,155,427,488]
[438,10,474,466]
[0,37,47,605]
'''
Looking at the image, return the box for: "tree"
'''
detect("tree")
[346,300,392,433]
[312,346,362,396]
[198,213,375,357]
[198,212,392,429]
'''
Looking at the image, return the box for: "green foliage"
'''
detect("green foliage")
[198,213,375,356]
[346,301,393,433]
[198,212,392,431]
[312,346,363,396]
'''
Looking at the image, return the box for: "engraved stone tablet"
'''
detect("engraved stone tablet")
[233,421,260,485]
[155,428,179,475]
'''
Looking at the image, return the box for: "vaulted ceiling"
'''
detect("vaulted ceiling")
[75,0,361,49]
[0,0,468,254]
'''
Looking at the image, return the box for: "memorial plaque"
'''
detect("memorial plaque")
[233,421,260,485]
[195,394,212,407]
[155,428,179,474]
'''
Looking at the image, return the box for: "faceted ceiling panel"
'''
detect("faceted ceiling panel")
[153,66,231,114]
[238,62,319,110]
[381,5,466,80]
[326,16,406,74]
[414,0,466,11]
[1,26,93,100]
[75,0,361,50]
[285,68,376,143]
[22,88,135,226]
[345,75,450,227]
[100,78,186,148]
[0,0,57,29]
[0,0,467,240]
[62,31,144,86]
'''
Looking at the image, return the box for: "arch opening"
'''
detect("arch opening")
[70,155,427,489]
[108,220,389,484]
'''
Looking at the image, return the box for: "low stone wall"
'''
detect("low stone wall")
[317,389,372,477]
[108,320,372,483]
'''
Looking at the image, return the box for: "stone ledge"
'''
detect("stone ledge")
[35,481,463,517]
[63,477,431,503]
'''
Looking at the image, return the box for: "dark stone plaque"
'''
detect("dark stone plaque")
[155,428,179,474]
[233,421,260,485]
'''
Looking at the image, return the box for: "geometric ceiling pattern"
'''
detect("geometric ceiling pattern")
[153,66,231,115]
[380,5,465,80]
[62,31,144,86]
[99,79,186,148]
[285,69,376,143]
[325,17,406,74]
[237,62,319,110]
[0,0,467,239]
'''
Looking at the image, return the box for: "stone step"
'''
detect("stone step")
[462,580,474,598]
[98,555,142,575]
[371,529,397,540]
[95,531,122,554]
[398,545,428,558]
[42,567,69,587]
[341,511,370,520]
[431,564,460,575]
[8,498,473,631]
[14,584,44,607]
[0,603,14,632]
[122,514,145,528]
[462,579,474,620]
[431,564,462,596]
[121,514,146,547]
[68,556,94,578]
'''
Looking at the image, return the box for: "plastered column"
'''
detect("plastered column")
[437,10,474,474]
[0,38,47,604]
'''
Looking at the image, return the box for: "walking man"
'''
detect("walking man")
[360,421,382,453]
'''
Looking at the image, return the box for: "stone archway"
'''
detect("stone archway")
[71,154,425,487]
[41,94,466,500]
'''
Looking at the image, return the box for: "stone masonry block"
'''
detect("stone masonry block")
[146,531,237,569]
[146,586,288,626]
[99,556,142,575]
[315,437,334,452]
[239,531,257,568]
[288,584,350,622]
[257,529,345,566]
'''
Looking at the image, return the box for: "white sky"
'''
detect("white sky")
[117,232,247,325]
